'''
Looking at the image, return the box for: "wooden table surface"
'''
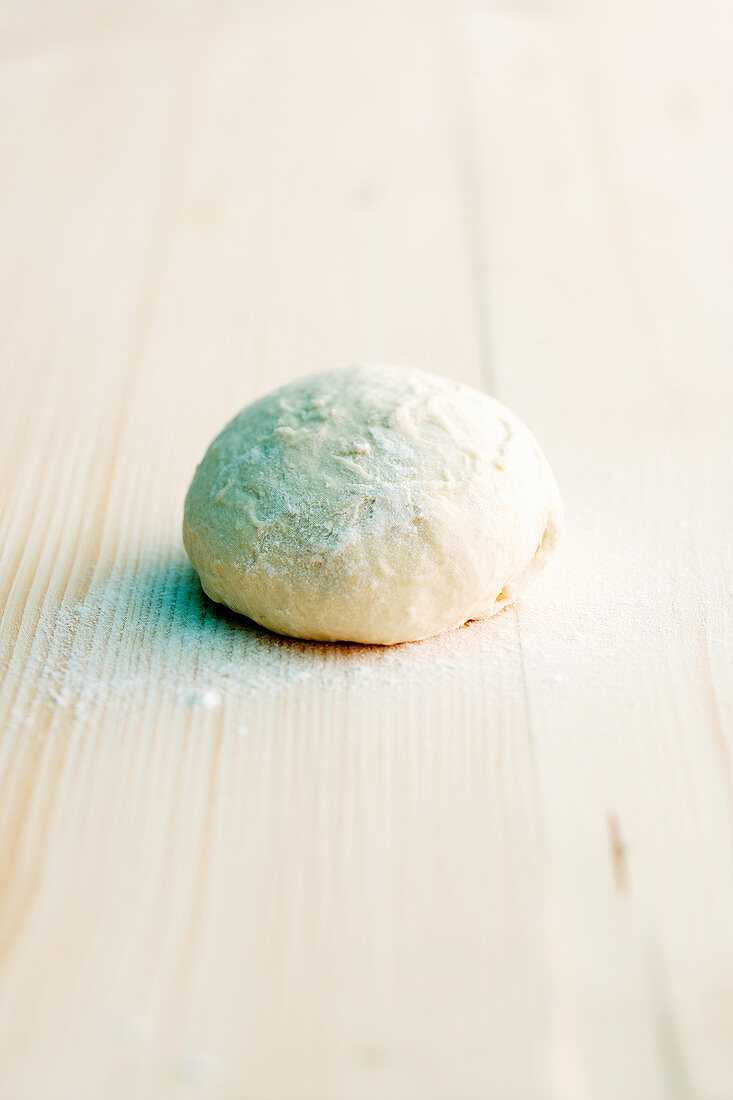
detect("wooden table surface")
[1,3,732,1098]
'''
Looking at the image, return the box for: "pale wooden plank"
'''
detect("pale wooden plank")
[459,4,733,1098]
[0,5,731,1100]
[0,5,533,1100]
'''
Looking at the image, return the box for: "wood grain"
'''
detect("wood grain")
[1,4,732,1098]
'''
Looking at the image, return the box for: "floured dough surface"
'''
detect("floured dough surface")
[183,364,563,644]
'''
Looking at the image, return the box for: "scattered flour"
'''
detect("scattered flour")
[7,547,525,726]
[187,688,223,709]
[5,474,706,731]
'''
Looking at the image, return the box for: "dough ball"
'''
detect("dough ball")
[183,364,562,645]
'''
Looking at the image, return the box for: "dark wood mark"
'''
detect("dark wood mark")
[607,812,629,895]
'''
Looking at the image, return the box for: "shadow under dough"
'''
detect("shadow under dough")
[108,551,384,662]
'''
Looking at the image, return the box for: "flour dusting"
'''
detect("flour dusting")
[6,472,702,732]
[8,547,523,726]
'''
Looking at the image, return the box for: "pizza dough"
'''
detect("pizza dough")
[183,364,563,645]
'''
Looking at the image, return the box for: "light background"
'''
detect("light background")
[0,3,732,1099]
